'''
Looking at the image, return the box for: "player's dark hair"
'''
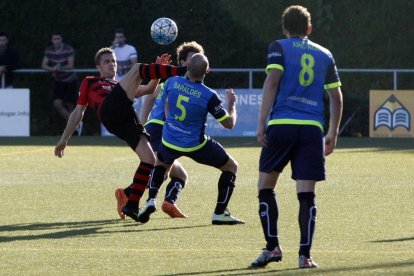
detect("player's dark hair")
[0,32,8,38]
[95,47,114,65]
[282,5,311,36]
[176,41,204,65]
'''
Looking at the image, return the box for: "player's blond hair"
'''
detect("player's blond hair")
[95,47,115,65]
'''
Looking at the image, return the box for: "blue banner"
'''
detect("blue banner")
[126,89,262,138]
[206,89,262,137]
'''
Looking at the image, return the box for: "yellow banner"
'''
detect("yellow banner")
[369,90,413,137]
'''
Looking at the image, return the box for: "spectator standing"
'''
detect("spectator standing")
[0,32,19,88]
[41,32,78,123]
[111,28,138,80]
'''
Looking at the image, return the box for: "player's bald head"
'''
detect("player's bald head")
[188,53,209,79]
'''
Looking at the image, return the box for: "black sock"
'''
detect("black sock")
[164,177,185,204]
[298,192,316,258]
[214,171,236,215]
[147,165,166,200]
[259,189,280,250]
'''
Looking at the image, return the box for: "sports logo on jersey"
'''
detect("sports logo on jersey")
[268,51,282,59]
[374,95,410,130]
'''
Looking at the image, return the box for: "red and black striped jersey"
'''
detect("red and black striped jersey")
[77,76,118,121]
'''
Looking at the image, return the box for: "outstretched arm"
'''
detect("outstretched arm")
[134,53,171,98]
[135,79,160,98]
[54,104,87,158]
[139,85,161,124]
[219,89,237,129]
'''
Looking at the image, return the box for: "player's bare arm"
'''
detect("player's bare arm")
[219,89,237,129]
[257,69,282,147]
[139,85,161,123]
[54,104,87,158]
[135,53,172,98]
[325,87,343,156]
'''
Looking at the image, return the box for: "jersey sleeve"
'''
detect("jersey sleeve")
[207,93,228,121]
[129,45,138,60]
[324,57,342,90]
[266,41,284,74]
[158,82,168,106]
[76,78,89,106]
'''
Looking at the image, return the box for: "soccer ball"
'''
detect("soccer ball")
[150,17,178,45]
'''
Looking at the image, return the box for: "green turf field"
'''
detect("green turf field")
[0,137,413,275]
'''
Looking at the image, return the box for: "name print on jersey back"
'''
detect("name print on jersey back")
[173,81,201,98]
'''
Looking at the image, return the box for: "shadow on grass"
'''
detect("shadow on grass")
[336,137,414,151]
[0,219,211,243]
[0,136,125,147]
[0,136,258,148]
[0,219,119,232]
[1,137,413,150]
[371,236,414,243]
[159,267,295,276]
[159,260,414,275]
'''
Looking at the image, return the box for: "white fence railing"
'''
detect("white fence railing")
[1,68,414,90]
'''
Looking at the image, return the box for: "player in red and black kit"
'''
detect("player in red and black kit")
[54,47,187,222]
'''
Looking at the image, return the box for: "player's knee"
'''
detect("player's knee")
[136,138,156,164]
[169,162,188,182]
[221,156,238,174]
[138,151,155,165]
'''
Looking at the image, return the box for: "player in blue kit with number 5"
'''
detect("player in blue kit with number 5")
[251,5,343,269]
[137,53,245,225]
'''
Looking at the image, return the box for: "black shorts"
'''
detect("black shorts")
[259,124,325,181]
[145,122,163,152]
[100,83,150,150]
[53,80,78,105]
[157,137,229,168]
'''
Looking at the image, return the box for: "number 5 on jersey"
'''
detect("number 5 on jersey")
[175,94,189,121]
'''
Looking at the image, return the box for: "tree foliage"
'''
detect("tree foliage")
[1,0,413,135]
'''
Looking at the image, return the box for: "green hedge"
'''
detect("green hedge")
[2,0,413,136]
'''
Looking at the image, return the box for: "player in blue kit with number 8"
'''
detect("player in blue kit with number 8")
[251,5,343,269]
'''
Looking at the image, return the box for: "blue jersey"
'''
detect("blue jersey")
[146,82,166,126]
[162,76,228,151]
[266,38,341,130]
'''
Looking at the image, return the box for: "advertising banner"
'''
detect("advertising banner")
[369,90,413,137]
[102,89,262,137]
[206,89,261,137]
[0,89,30,136]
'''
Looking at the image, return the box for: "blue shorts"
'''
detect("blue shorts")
[157,137,229,168]
[259,125,325,181]
[145,122,163,151]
